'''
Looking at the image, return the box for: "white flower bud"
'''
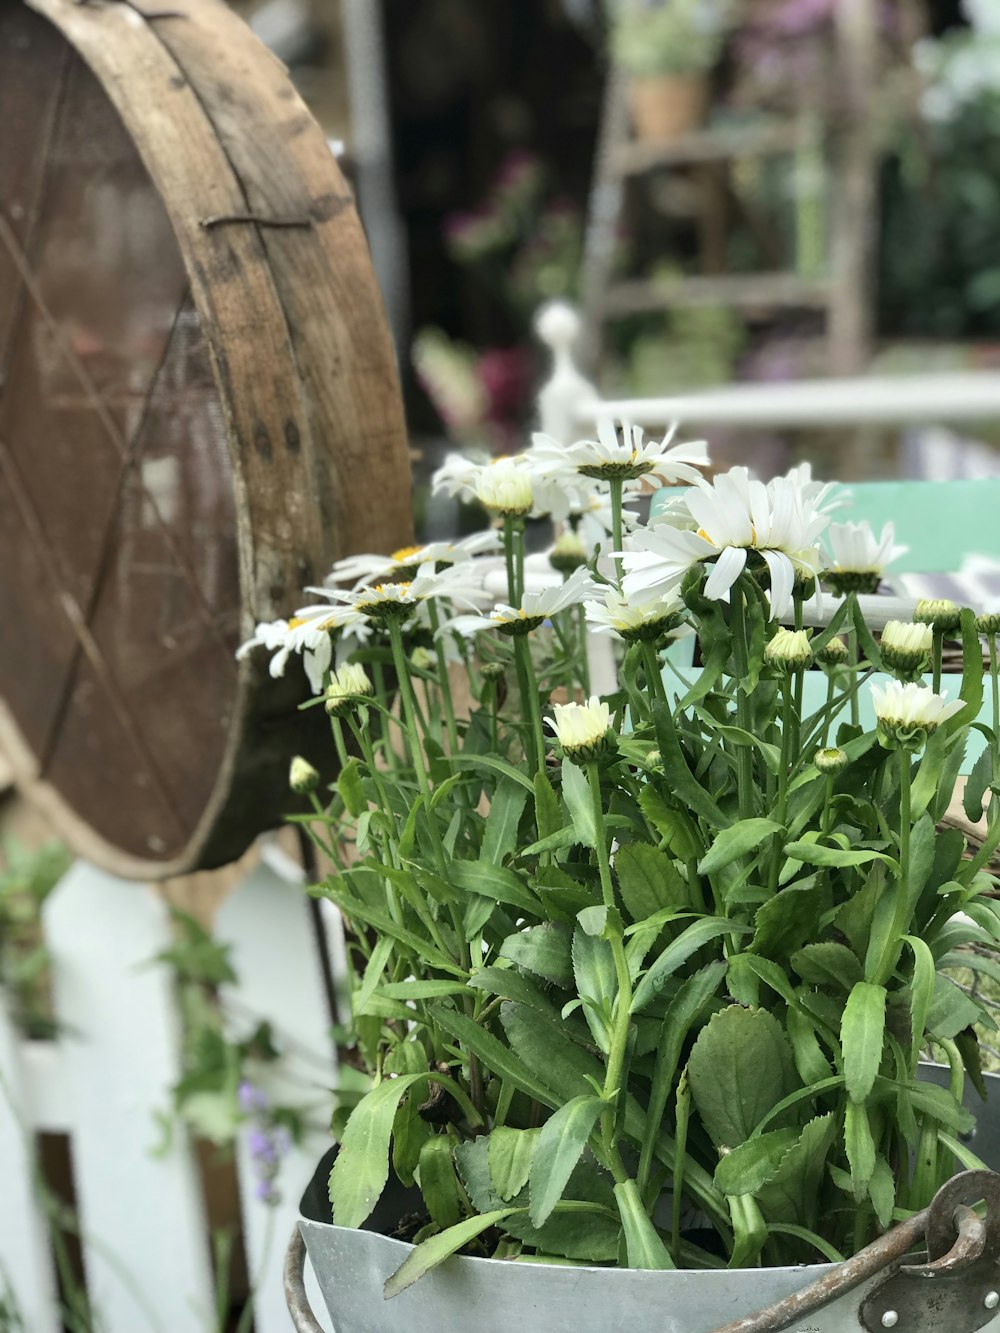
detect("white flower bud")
[764,627,812,670]
[325,662,373,717]
[475,462,533,517]
[880,620,932,678]
[545,696,613,763]
[289,756,320,794]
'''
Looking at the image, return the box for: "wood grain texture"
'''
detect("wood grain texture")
[2,0,412,878]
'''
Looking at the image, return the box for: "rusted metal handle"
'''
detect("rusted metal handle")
[283,1228,326,1333]
[708,1170,1000,1333]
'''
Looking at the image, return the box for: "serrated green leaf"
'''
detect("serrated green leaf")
[481,779,528,867]
[338,757,367,817]
[533,770,562,842]
[489,1127,540,1202]
[615,842,688,924]
[561,758,597,849]
[904,935,935,1067]
[790,942,862,992]
[844,1101,876,1196]
[842,981,886,1103]
[638,788,699,859]
[529,1095,606,1227]
[572,924,616,1053]
[687,1006,795,1150]
[384,1209,519,1298]
[699,820,784,877]
[330,1073,427,1227]
[430,1006,558,1109]
[377,980,472,1001]
[926,974,985,1041]
[714,1129,798,1196]
[355,935,394,1017]
[418,1134,461,1229]
[964,744,994,823]
[577,905,608,937]
[783,841,899,872]
[750,879,825,959]
[632,918,751,1014]
[500,922,574,987]
[466,966,561,1022]
[868,1154,895,1230]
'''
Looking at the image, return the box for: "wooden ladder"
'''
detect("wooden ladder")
[581,1,880,382]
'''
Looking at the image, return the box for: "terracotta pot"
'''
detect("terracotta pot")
[628,73,708,141]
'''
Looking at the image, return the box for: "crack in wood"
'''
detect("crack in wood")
[200,213,314,231]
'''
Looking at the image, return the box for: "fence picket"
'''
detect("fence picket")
[216,853,337,1333]
[42,863,215,1333]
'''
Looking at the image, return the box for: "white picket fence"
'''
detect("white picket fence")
[0,849,340,1333]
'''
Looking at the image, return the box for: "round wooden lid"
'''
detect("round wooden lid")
[0,0,412,878]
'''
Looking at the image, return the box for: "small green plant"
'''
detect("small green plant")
[609,0,736,77]
[0,838,71,1039]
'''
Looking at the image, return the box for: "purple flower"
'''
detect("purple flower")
[238,1080,268,1114]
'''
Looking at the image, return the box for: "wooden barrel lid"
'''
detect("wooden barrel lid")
[0,0,412,878]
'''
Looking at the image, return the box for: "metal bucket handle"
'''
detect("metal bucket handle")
[283,1170,1000,1333]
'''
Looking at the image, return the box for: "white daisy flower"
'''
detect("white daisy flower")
[325,532,501,588]
[824,519,907,594]
[475,459,534,516]
[764,627,812,669]
[545,696,612,761]
[871,679,964,748]
[236,604,365,692]
[584,587,687,643]
[568,418,708,487]
[622,466,829,619]
[442,565,601,638]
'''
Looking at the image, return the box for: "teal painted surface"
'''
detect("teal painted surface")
[649,477,1000,573]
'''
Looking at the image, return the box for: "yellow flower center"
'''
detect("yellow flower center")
[391,544,424,563]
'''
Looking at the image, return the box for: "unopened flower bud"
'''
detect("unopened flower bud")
[816,635,849,667]
[548,531,588,575]
[880,620,932,678]
[545,696,613,764]
[481,662,505,681]
[764,627,812,670]
[914,598,962,635]
[475,463,533,518]
[814,747,848,776]
[289,756,320,794]
[977,612,1000,637]
[325,662,373,717]
[410,646,436,672]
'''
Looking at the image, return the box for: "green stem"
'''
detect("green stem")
[512,518,526,605]
[502,521,517,606]
[513,634,547,777]
[578,604,592,697]
[730,579,755,821]
[428,600,459,754]
[640,639,666,711]
[768,674,795,895]
[848,627,860,729]
[990,636,999,822]
[387,621,447,875]
[609,478,625,589]
[932,628,944,694]
[877,747,912,986]
[330,715,350,769]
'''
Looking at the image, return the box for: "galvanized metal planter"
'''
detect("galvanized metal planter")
[286,1069,1000,1333]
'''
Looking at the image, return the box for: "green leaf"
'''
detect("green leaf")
[651,699,730,830]
[842,981,886,1103]
[447,753,534,791]
[500,922,574,988]
[632,919,751,1014]
[926,974,984,1041]
[904,935,935,1067]
[338,758,367,817]
[418,1134,461,1229]
[377,980,472,1001]
[466,965,562,1022]
[638,789,699,859]
[533,770,562,843]
[451,861,540,922]
[489,1127,540,1202]
[313,885,465,977]
[614,1179,675,1269]
[384,1210,519,1298]
[908,1080,976,1135]
[330,1073,427,1227]
[714,1129,798,1196]
[355,935,394,1017]
[964,744,993,824]
[500,1002,612,1110]
[529,1095,606,1226]
[844,1101,876,1196]
[482,780,528,867]
[783,841,899,873]
[750,879,825,960]
[687,1006,795,1150]
[615,842,688,923]
[786,1005,834,1087]
[757,1113,837,1231]
[698,820,784,877]
[791,942,862,992]
[429,1006,558,1109]
[869,1154,895,1231]
[392,1094,431,1187]
[573,924,616,1053]
[577,905,608,937]
[561,758,597,849]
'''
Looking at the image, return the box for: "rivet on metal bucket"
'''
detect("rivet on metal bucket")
[985,1290,999,1310]
[880,1313,899,1329]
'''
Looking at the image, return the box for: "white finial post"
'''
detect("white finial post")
[534,302,602,444]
